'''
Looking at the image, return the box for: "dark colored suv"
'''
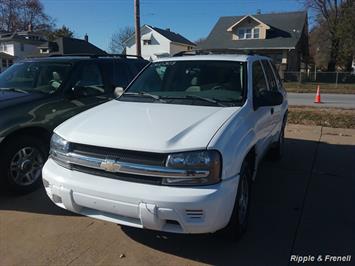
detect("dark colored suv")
[0,55,148,193]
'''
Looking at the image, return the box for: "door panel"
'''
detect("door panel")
[252,60,274,157]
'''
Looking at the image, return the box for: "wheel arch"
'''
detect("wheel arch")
[0,126,52,149]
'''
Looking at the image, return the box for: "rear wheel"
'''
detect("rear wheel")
[222,160,252,240]
[0,136,48,194]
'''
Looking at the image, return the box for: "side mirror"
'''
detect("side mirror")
[114,86,124,97]
[254,90,283,109]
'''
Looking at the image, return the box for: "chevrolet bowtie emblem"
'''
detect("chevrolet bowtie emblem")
[100,159,121,172]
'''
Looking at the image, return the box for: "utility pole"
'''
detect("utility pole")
[134,0,141,57]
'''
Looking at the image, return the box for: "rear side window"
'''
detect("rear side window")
[261,60,278,92]
[114,61,133,88]
[269,61,284,92]
[252,60,268,98]
[114,60,148,88]
[127,59,148,76]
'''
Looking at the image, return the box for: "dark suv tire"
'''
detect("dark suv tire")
[0,136,48,194]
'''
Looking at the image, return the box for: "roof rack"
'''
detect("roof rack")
[49,53,144,59]
[173,49,256,57]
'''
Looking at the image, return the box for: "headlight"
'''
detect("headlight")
[50,133,71,168]
[163,150,221,186]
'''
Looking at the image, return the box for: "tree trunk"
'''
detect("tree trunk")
[327,37,340,71]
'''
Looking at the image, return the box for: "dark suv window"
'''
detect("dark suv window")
[73,63,106,96]
[0,62,72,94]
[252,60,268,98]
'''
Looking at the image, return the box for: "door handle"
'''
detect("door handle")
[270,107,274,115]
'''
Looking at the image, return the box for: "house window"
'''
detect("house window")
[237,27,260,40]
[2,59,7,68]
[8,59,13,66]
[40,48,49,54]
[20,43,24,51]
[253,28,260,39]
[143,40,151,45]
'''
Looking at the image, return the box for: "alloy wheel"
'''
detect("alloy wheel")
[9,147,44,186]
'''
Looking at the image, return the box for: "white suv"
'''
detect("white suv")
[43,54,288,238]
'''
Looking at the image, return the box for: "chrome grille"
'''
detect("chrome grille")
[70,143,167,166]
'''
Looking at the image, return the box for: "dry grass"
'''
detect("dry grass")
[288,106,355,129]
[284,83,355,94]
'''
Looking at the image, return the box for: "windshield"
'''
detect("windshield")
[0,61,72,94]
[120,60,247,107]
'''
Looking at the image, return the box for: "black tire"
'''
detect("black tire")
[0,136,48,194]
[269,123,285,160]
[222,160,252,240]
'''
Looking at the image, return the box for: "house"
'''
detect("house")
[0,29,106,72]
[0,30,46,72]
[199,11,309,75]
[125,25,196,60]
[36,35,106,56]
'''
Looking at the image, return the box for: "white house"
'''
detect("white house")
[125,25,196,60]
[0,30,46,72]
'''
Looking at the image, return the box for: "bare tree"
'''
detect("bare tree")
[109,26,134,54]
[0,0,53,32]
[303,0,353,71]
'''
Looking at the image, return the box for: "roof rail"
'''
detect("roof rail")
[48,53,144,59]
[173,49,256,57]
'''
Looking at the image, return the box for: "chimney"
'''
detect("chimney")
[84,33,89,42]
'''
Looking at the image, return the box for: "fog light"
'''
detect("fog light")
[52,194,62,203]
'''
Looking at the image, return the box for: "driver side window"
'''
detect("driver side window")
[252,60,268,98]
[73,63,105,96]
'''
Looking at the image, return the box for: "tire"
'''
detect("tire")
[222,160,252,240]
[0,136,48,194]
[269,122,285,160]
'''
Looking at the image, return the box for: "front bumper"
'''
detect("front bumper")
[42,158,239,234]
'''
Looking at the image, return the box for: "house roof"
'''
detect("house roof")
[0,32,46,45]
[0,52,15,59]
[36,37,106,55]
[226,15,270,32]
[147,25,196,46]
[200,11,307,50]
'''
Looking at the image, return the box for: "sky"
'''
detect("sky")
[42,0,305,52]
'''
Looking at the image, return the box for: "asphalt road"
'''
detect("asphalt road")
[288,93,355,108]
[1,124,354,266]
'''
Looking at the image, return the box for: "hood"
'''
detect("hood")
[0,90,44,110]
[55,100,240,153]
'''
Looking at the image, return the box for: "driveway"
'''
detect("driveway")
[0,124,354,266]
[288,93,355,108]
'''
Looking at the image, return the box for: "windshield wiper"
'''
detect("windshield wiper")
[122,92,166,103]
[0,87,29,94]
[161,95,226,107]
[185,95,227,107]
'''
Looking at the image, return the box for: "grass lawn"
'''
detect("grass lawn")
[288,106,355,129]
[284,82,355,94]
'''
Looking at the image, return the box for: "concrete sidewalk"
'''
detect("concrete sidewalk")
[0,124,354,266]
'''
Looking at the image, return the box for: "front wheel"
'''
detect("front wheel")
[0,136,48,194]
[222,160,252,240]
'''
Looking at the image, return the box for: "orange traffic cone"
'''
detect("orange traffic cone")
[314,85,321,103]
